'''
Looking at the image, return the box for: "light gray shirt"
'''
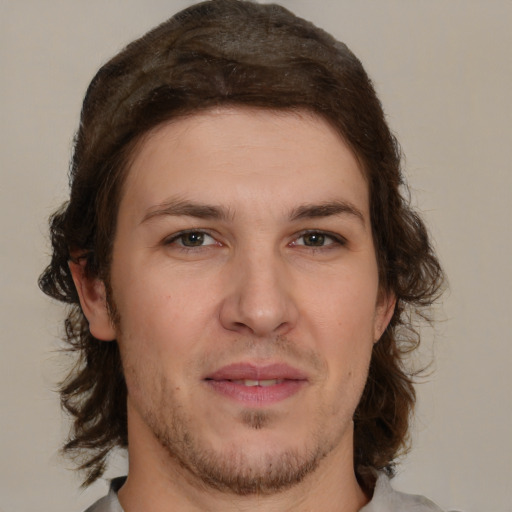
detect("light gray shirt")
[83,473,448,511]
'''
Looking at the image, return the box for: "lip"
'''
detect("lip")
[204,363,308,406]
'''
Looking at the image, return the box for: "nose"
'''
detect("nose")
[219,251,299,338]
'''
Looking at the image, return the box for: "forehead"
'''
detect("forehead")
[120,107,368,219]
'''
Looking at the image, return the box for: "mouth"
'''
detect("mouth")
[229,378,285,387]
[204,363,308,406]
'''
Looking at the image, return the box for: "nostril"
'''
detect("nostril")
[231,321,254,333]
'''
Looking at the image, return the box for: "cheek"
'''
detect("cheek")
[305,271,379,342]
[303,271,377,383]
[114,258,210,321]
[112,264,223,371]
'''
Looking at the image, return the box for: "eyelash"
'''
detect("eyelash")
[163,229,219,250]
[163,229,347,252]
[292,230,347,249]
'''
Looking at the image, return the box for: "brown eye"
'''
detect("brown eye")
[180,232,206,247]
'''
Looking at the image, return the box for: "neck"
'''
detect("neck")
[118,406,369,512]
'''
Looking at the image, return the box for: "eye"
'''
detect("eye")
[165,230,218,248]
[292,231,345,248]
[300,232,327,247]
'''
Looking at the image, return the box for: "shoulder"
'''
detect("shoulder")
[361,472,445,512]
[82,477,126,512]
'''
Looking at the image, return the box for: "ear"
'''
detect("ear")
[69,260,116,341]
[373,290,396,342]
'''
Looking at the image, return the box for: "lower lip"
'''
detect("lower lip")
[205,379,306,406]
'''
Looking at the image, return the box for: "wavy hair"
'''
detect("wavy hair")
[39,0,444,487]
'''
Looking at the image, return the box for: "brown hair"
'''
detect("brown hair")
[39,0,444,486]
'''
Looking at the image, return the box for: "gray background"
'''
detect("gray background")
[1,1,511,511]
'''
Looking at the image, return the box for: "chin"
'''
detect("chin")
[173,433,328,495]
[155,412,343,496]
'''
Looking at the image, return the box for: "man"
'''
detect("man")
[39,1,446,510]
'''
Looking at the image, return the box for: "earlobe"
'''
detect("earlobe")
[69,260,116,341]
[373,292,396,343]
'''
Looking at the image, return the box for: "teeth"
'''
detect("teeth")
[242,379,259,387]
[232,379,282,387]
[260,379,280,387]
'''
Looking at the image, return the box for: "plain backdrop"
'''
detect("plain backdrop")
[1,1,511,511]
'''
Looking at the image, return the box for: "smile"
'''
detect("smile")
[204,363,308,406]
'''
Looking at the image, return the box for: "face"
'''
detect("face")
[80,108,393,494]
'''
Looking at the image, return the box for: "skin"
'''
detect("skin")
[72,107,395,512]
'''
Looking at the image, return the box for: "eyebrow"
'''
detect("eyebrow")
[141,199,232,224]
[289,200,365,225]
[141,198,365,225]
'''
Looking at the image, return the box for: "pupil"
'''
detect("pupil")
[183,232,204,246]
[305,233,325,246]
